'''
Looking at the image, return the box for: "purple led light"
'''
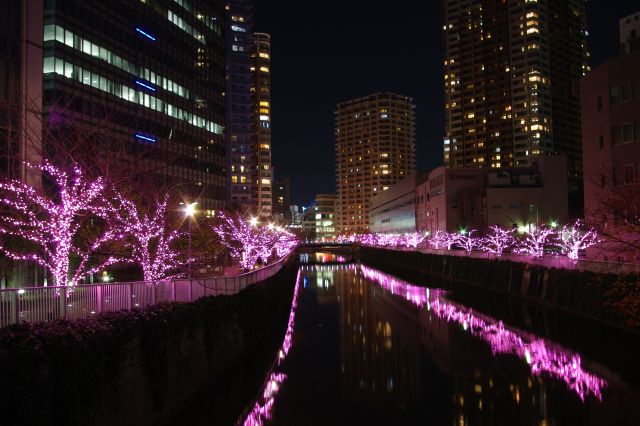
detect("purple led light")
[212,212,298,271]
[358,265,607,401]
[0,161,125,292]
[111,194,181,283]
[243,269,302,426]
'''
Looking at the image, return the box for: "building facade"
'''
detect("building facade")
[302,194,337,241]
[582,13,640,262]
[335,93,416,234]
[442,0,589,211]
[369,173,425,234]
[225,0,255,210]
[252,32,272,216]
[272,177,291,224]
[416,156,568,234]
[225,2,272,216]
[43,0,227,212]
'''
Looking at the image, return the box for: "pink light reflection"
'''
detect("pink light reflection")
[242,269,302,426]
[358,265,607,401]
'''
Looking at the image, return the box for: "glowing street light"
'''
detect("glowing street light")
[249,217,258,227]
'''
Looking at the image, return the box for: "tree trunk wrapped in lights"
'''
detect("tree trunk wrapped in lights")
[213,212,298,271]
[558,220,599,262]
[480,225,514,256]
[110,193,182,282]
[516,225,557,258]
[0,161,123,288]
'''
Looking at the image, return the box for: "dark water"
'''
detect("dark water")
[238,263,640,426]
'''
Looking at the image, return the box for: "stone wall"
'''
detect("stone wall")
[360,246,640,331]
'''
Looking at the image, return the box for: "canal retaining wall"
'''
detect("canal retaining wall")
[0,260,297,426]
[360,246,640,332]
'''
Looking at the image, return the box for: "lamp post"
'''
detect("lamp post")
[185,202,197,279]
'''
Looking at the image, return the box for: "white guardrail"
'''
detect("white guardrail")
[0,255,291,329]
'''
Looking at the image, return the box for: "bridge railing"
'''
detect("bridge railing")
[0,254,291,329]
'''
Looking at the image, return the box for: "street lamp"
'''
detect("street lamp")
[249,216,258,227]
[185,202,197,279]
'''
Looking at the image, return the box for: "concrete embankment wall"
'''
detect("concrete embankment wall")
[360,246,640,332]
[0,260,298,426]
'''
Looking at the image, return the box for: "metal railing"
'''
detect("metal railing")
[369,245,640,274]
[0,254,291,329]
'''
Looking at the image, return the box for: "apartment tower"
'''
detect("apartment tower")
[335,93,416,234]
[442,0,589,206]
[253,32,273,216]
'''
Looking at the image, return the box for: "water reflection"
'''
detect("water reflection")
[240,264,639,425]
[242,269,302,426]
[358,265,607,401]
[299,252,348,264]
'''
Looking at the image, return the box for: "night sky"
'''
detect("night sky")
[254,0,640,206]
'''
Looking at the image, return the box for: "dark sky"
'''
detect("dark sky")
[254,0,639,206]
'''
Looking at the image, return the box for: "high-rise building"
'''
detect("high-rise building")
[442,0,589,205]
[335,93,416,234]
[253,32,273,216]
[225,0,255,210]
[225,1,272,217]
[43,0,227,212]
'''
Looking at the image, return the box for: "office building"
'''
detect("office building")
[416,156,568,234]
[302,194,337,241]
[272,177,291,224]
[43,0,226,212]
[582,12,640,262]
[369,173,426,234]
[335,93,416,234]
[442,0,589,209]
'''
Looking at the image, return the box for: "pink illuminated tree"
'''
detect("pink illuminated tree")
[111,193,182,282]
[516,225,557,257]
[0,161,123,287]
[213,213,260,270]
[558,220,599,262]
[402,231,428,248]
[481,225,514,256]
[212,213,298,271]
[457,229,480,253]
[429,230,449,249]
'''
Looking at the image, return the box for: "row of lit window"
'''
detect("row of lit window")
[168,10,205,44]
[171,0,221,34]
[44,25,194,101]
[44,56,223,135]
